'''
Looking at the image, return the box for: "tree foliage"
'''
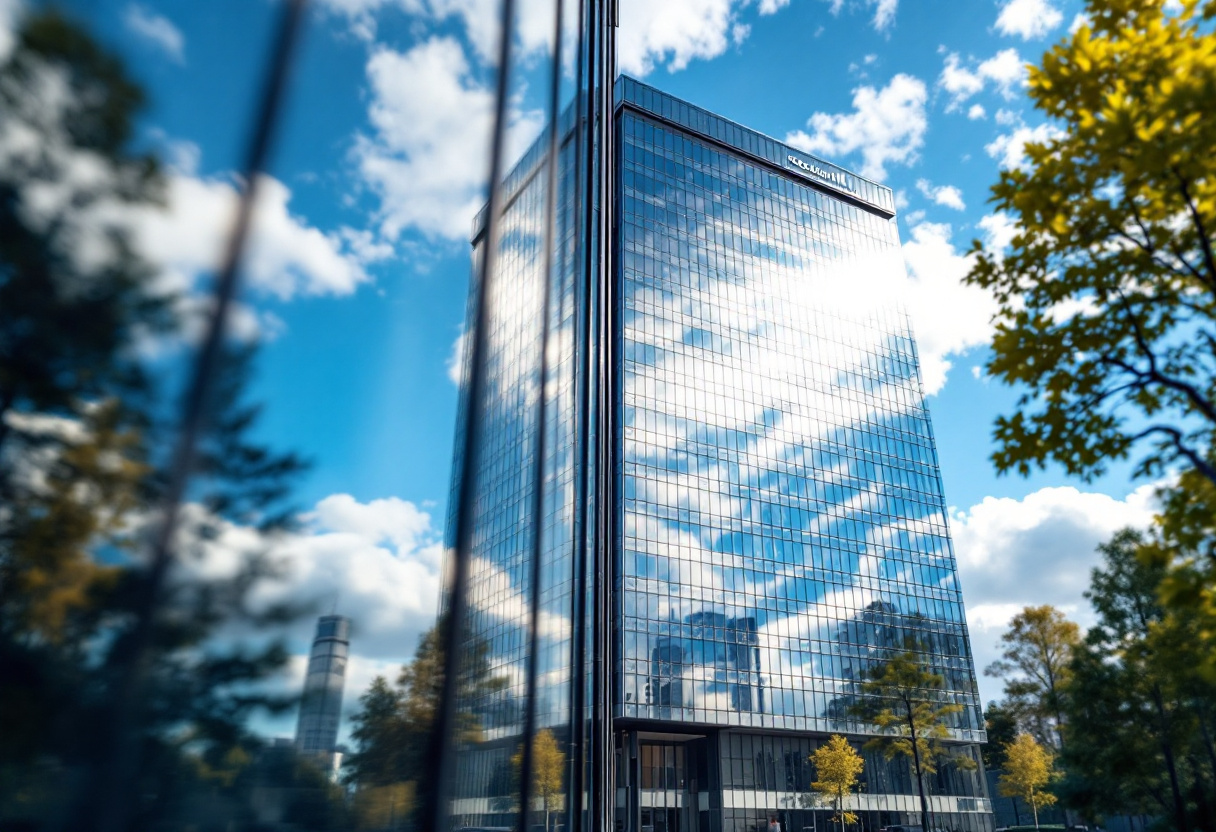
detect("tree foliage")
[964,0,1216,489]
[0,9,318,830]
[983,701,1020,771]
[345,619,509,826]
[984,605,1080,749]
[1058,528,1216,832]
[808,734,864,832]
[998,734,1058,829]
[849,644,974,832]
[512,729,566,831]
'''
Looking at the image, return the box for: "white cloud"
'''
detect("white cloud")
[872,0,898,31]
[124,4,185,63]
[1068,12,1091,33]
[192,493,446,664]
[785,73,927,181]
[967,103,986,120]
[994,107,1020,125]
[995,0,1063,40]
[938,48,1027,111]
[819,0,899,32]
[900,221,998,393]
[446,330,467,385]
[354,36,543,241]
[978,211,1018,253]
[317,0,565,62]
[617,0,748,75]
[132,173,373,301]
[951,483,1158,702]
[985,121,1061,171]
[0,46,370,346]
[915,178,966,211]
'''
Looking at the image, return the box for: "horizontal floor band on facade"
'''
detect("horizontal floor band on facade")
[717,791,992,815]
[452,794,993,818]
[613,790,991,815]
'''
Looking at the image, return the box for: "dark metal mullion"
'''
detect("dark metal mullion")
[88,4,310,831]
[518,0,567,826]
[566,0,593,826]
[424,0,519,828]
[592,4,617,831]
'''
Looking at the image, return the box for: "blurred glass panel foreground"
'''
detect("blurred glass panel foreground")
[0,0,994,829]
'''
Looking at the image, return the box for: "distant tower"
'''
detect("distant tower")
[294,615,351,766]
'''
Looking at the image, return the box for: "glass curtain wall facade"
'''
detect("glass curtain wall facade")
[445,77,992,832]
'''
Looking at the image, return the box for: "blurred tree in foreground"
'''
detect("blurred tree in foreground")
[998,734,1058,830]
[849,643,974,832]
[1058,528,1216,832]
[0,9,322,831]
[807,734,864,832]
[984,606,1080,750]
[965,0,1216,703]
[964,0,1216,489]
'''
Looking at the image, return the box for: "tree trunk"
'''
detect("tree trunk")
[905,698,931,832]
[1032,789,1039,830]
[1151,684,1190,832]
[1197,710,1216,794]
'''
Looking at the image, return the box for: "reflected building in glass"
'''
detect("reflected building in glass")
[446,77,993,832]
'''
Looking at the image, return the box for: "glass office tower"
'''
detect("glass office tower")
[446,78,992,832]
[295,615,351,770]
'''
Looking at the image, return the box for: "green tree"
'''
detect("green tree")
[999,734,1058,830]
[849,643,975,832]
[983,701,1020,771]
[808,734,864,832]
[1060,528,1216,832]
[0,9,170,457]
[346,675,408,788]
[985,606,1081,749]
[345,619,509,827]
[0,10,316,829]
[964,0,1216,490]
[511,729,566,832]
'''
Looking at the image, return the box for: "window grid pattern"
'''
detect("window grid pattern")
[615,106,984,741]
[448,133,581,811]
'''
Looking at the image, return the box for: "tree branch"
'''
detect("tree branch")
[1171,165,1216,294]
[1129,424,1216,488]
[1123,195,1209,287]
[1106,292,1216,427]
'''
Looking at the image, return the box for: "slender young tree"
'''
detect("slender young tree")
[985,606,1080,750]
[512,729,566,832]
[999,734,1058,830]
[809,734,865,832]
[850,643,974,832]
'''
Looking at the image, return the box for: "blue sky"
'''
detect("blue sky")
[27,0,1163,727]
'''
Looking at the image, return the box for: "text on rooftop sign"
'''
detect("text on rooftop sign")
[786,154,856,194]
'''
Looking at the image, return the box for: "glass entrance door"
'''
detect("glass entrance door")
[639,744,692,832]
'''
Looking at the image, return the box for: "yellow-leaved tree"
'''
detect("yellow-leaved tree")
[963,0,1216,678]
[512,728,566,832]
[998,734,1058,829]
[808,734,865,832]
